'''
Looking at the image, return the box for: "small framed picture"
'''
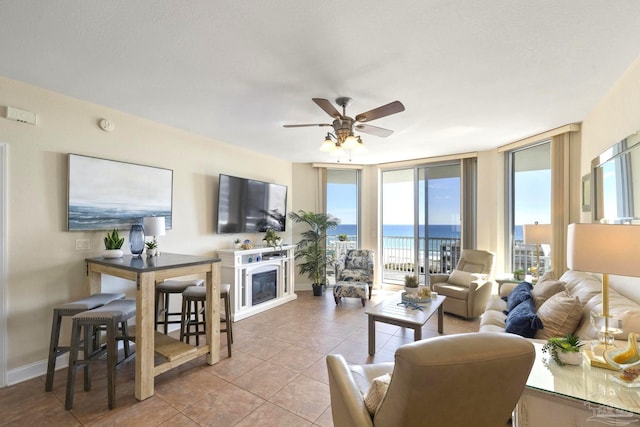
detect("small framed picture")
[582,174,591,212]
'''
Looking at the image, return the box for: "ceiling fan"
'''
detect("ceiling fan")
[283,97,405,155]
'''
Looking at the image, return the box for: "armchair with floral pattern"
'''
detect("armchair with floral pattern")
[333,249,375,305]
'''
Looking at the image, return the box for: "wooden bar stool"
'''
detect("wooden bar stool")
[45,293,125,392]
[65,299,136,410]
[155,279,204,333]
[180,283,233,357]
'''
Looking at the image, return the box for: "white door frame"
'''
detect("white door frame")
[0,144,7,387]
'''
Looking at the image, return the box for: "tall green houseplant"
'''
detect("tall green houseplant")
[288,210,340,295]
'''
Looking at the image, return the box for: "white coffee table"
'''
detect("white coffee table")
[365,293,446,355]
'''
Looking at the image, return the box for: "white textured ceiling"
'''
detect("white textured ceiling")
[1,1,640,164]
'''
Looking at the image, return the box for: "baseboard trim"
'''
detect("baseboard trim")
[5,324,182,387]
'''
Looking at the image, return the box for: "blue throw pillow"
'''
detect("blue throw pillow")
[505,298,542,338]
[503,281,533,313]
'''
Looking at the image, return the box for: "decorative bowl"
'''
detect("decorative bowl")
[557,350,583,366]
[603,347,640,371]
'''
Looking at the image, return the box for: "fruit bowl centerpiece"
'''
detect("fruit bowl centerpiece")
[604,332,640,370]
[604,333,640,386]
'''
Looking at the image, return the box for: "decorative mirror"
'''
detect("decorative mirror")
[591,131,640,223]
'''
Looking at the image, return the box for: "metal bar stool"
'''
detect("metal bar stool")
[65,299,136,410]
[180,283,233,357]
[45,293,125,392]
[155,279,204,334]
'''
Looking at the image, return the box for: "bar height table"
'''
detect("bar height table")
[86,253,221,401]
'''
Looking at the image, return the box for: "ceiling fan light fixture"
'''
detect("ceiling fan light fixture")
[343,133,357,149]
[319,134,334,152]
[353,136,367,153]
[329,144,345,157]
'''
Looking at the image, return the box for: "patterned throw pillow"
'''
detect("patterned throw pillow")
[363,373,392,416]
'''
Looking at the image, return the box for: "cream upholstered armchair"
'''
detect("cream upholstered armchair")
[326,332,535,427]
[430,249,495,319]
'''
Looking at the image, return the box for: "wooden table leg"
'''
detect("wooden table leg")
[437,304,444,334]
[205,263,221,365]
[414,326,422,341]
[368,315,376,356]
[135,272,155,400]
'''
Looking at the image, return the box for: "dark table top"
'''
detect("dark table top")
[85,252,220,273]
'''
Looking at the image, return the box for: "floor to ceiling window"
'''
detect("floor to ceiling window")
[381,163,461,285]
[325,169,360,284]
[507,142,551,276]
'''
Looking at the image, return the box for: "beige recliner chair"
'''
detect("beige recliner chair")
[327,332,535,427]
[430,249,495,319]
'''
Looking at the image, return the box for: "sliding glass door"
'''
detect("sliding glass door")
[325,169,360,285]
[382,163,461,285]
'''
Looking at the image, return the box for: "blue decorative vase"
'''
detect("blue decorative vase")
[129,224,145,255]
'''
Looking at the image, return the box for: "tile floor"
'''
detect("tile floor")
[1,288,479,426]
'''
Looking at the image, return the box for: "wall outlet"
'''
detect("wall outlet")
[75,239,90,250]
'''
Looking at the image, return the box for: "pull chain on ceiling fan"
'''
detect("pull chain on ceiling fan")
[283,97,405,159]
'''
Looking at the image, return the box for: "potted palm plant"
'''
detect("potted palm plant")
[288,210,340,296]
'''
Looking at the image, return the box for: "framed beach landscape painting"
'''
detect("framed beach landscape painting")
[67,154,173,231]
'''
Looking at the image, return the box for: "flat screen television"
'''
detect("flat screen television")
[217,174,287,233]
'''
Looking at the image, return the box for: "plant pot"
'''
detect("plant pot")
[558,350,583,365]
[404,286,419,294]
[103,249,123,258]
[146,248,157,257]
[312,284,323,296]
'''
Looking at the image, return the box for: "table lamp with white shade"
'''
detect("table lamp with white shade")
[522,222,551,280]
[143,216,166,255]
[567,223,640,368]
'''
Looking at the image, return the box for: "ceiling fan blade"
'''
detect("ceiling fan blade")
[283,123,331,128]
[355,123,394,138]
[312,98,342,119]
[355,100,405,122]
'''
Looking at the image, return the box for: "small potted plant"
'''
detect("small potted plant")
[233,238,241,249]
[404,274,419,294]
[103,229,124,258]
[513,269,526,281]
[263,229,282,248]
[337,233,348,242]
[542,333,584,366]
[145,240,158,257]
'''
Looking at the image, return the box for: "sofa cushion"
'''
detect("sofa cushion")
[505,282,533,312]
[485,294,507,312]
[448,269,483,287]
[531,278,566,309]
[575,288,640,340]
[505,299,542,338]
[364,372,392,416]
[534,290,584,340]
[559,270,602,304]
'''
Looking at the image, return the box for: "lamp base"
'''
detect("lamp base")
[585,342,619,371]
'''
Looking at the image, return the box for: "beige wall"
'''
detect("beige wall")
[0,76,292,379]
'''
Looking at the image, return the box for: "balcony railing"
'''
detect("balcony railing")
[324,234,548,285]
[381,236,548,283]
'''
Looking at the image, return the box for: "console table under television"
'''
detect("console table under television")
[218,245,296,321]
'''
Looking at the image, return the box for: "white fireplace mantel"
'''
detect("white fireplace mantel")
[217,245,296,321]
